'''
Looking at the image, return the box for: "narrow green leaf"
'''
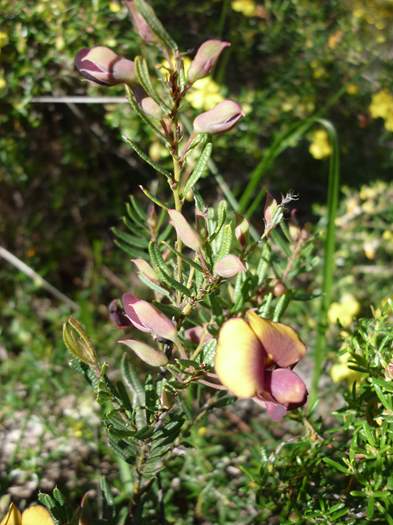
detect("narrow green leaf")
[120,354,146,409]
[135,0,178,50]
[162,241,204,272]
[183,142,213,195]
[322,457,348,474]
[149,241,192,297]
[130,195,147,222]
[215,223,232,260]
[112,227,149,249]
[135,55,161,104]
[123,135,171,179]
[114,239,147,259]
[138,272,171,298]
[126,201,148,230]
[201,339,216,367]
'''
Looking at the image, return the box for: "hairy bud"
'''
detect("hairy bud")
[193,100,244,134]
[75,46,136,86]
[188,39,230,84]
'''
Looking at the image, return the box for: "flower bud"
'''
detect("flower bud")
[188,40,230,84]
[246,311,306,367]
[235,217,249,247]
[125,0,155,43]
[140,97,163,119]
[75,46,136,86]
[193,100,244,134]
[266,368,307,406]
[132,258,159,283]
[168,209,201,251]
[119,338,168,367]
[215,318,265,398]
[184,325,212,344]
[122,293,177,341]
[108,299,133,329]
[214,254,245,278]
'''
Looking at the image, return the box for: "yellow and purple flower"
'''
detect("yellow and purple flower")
[215,311,307,420]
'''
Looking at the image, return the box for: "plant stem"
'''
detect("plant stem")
[309,119,340,407]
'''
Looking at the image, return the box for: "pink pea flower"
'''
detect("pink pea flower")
[122,293,177,341]
[75,46,136,86]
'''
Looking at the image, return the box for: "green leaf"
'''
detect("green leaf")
[200,339,216,367]
[183,142,212,196]
[215,223,232,260]
[114,239,147,259]
[135,55,162,104]
[149,241,192,298]
[138,272,171,298]
[112,226,149,249]
[62,317,97,366]
[322,457,348,474]
[123,135,171,179]
[135,0,178,50]
[126,201,149,230]
[121,354,145,409]
[130,195,147,222]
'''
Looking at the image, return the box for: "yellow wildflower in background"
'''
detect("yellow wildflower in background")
[330,352,364,384]
[231,0,257,17]
[309,129,332,159]
[328,293,360,327]
[346,83,359,95]
[369,89,393,131]
[0,32,8,48]
[186,76,224,110]
[109,1,121,12]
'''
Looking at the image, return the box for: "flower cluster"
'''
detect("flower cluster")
[215,311,308,420]
[369,89,393,131]
[308,129,332,159]
[74,5,243,136]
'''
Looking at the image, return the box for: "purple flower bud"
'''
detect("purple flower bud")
[119,338,168,366]
[168,209,201,251]
[235,218,249,247]
[188,39,230,84]
[122,293,177,341]
[140,97,163,119]
[184,325,212,344]
[214,254,246,278]
[74,46,136,86]
[108,299,133,329]
[132,258,159,282]
[193,100,244,134]
[125,0,155,43]
[265,368,308,407]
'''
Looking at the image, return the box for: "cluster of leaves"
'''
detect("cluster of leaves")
[248,302,393,524]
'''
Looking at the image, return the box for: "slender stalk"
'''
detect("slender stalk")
[309,119,340,406]
[0,246,79,310]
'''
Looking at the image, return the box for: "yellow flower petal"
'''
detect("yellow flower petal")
[215,318,265,398]
[22,506,55,525]
[246,311,306,367]
[0,504,22,525]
